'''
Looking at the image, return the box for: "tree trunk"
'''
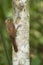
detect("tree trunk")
[12,0,30,65]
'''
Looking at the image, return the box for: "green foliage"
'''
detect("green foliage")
[31,56,40,65]
[30,0,43,65]
[0,0,12,65]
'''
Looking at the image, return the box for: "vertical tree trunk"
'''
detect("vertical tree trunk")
[12,0,30,65]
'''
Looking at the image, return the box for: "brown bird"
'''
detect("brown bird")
[5,18,18,52]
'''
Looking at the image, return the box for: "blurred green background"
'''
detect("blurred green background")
[0,0,43,65]
[0,0,12,65]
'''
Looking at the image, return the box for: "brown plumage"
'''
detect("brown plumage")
[5,18,18,52]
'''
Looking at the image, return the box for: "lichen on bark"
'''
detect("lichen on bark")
[12,0,30,65]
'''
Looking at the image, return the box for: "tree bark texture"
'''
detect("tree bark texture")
[12,0,30,65]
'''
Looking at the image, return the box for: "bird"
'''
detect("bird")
[5,18,18,52]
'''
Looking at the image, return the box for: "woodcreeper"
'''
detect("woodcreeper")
[5,18,18,52]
